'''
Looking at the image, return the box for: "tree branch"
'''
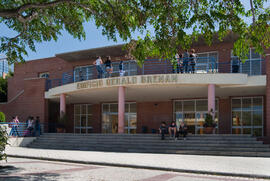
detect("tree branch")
[0,0,99,24]
[250,0,256,25]
[0,0,72,18]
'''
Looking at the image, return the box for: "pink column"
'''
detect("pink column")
[208,84,215,118]
[60,93,66,117]
[118,86,125,133]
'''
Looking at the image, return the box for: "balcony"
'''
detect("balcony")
[45,58,265,91]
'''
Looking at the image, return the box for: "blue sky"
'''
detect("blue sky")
[0,1,269,61]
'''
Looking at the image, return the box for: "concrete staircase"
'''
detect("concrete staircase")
[27,133,270,157]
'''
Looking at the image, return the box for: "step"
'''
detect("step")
[28,145,270,155]
[29,141,268,148]
[28,143,270,152]
[36,136,258,141]
[32,138,263,145]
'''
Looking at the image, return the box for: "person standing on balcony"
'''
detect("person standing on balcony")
[104,56,113,78]
[119,60,125,76]
[183,49,189,73]
[232,58,240,73]
[189,49,197,73]
[178,53,183,74]
[93,56,104,79]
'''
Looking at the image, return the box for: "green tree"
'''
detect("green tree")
[0,77,7,102]
[0,0,269,64]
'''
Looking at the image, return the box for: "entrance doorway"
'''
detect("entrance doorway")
[174,99,218,134]
[74,104,93,134]
[102,103,137,133]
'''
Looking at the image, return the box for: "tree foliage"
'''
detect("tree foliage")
[0,77,7,102]
[0,0,269,64]
[0,125,8,161]
[0,112,5,122]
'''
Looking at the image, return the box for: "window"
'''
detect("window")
[231,97,263,137]
[196,51,218,72]
[39,72,49,78]
[74,60,137,81]
[231,48,262,75]
[74,65,94,82]
[74,104,93,134]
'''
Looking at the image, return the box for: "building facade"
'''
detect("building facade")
[0,56,9,78]
[1,35,270,143]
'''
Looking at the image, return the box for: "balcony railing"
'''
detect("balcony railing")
[45,58,265,91]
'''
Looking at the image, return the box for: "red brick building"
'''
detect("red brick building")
[1,34,270,142]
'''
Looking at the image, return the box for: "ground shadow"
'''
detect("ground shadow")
[0,165,61,181]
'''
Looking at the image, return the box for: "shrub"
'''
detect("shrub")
[0,126,8,161]
[0,112,5,122]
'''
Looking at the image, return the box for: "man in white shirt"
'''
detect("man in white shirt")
[93,56,104,78]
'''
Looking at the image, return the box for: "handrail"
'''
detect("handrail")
[0,90,24,105]
[0,122,43,137]
[45,58,265,91]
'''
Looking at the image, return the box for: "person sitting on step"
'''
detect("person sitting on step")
[178,121,188,140]
[168,121,177,139]
[159,122,167,140]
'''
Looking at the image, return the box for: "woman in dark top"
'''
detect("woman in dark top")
[104,56,112,78]
[189,49,197,73]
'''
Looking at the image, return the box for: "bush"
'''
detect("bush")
[0,112,5,122]
[0,126,8,161]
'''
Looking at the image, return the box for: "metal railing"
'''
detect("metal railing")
[0,122,42,137]
[45,58,265,91]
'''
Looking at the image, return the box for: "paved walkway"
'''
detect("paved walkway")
[5,146,270,179]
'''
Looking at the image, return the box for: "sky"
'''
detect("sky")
[0,1,269,62]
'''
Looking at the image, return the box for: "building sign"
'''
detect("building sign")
[77,74,178,89]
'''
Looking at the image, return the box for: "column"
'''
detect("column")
[266,54,270,143]
[60,93,66,117]
[208,84,215,118]
[118,86,125,133]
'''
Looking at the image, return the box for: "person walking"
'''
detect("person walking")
[189,49,197,73]
[93,56,104,78]
[9,116,20,137]
[35,116,41,136]
[27,116,34,136]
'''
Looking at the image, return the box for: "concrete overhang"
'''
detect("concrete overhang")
[55,44,126,62]
[44,73,266,103]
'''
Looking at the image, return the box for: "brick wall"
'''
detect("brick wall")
[137,101,173,133]
[91,104,102,133]
[0,78,47,126]
[218,98,231,134]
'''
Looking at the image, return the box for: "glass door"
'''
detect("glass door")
[74,104,93,134]
[175,112,183,130]
[196,112,207,134]
[102,103,137,134]
[183,113,196,134]
[174,99,219,135]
